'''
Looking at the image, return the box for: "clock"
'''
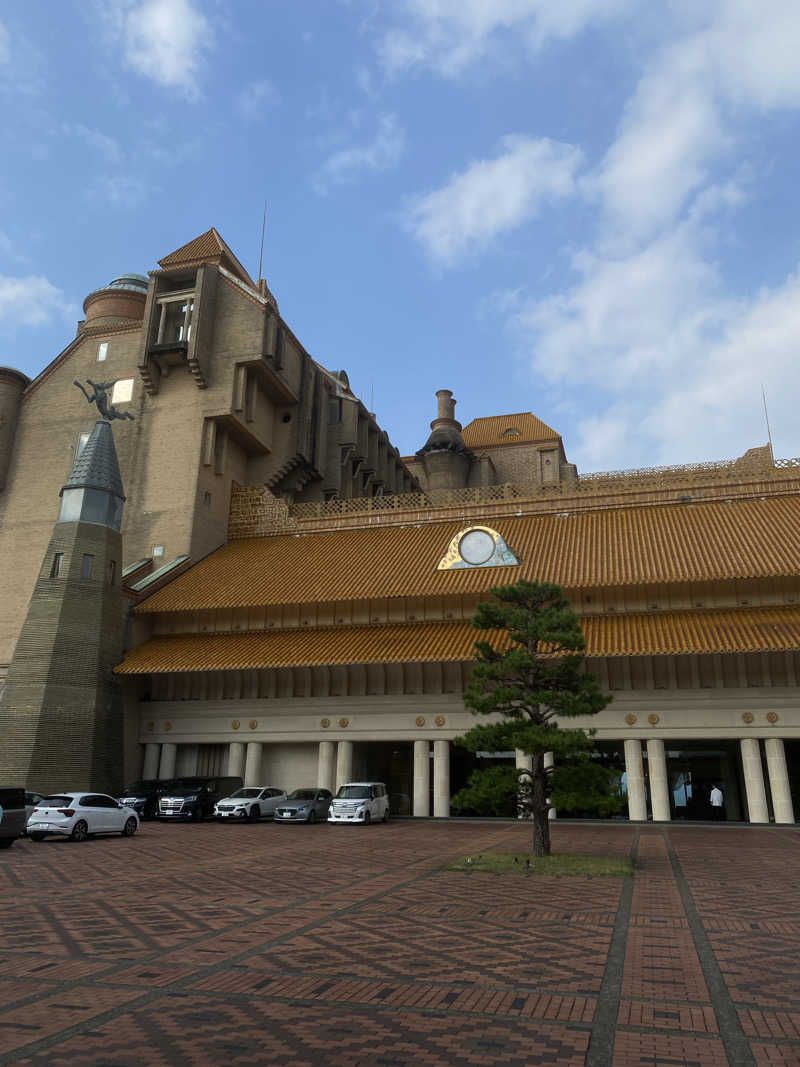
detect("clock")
[458,528,495,565]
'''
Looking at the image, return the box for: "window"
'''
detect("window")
[81,554,94,579]
[502,427,521,437]
[50,552,64,578]
[108,560,117,586]
[111,378,133,405]
[77,431,91,457]
[152,544,164,558]
[97,342,108,362]
[155,292,194,344]
[328,398,342,424]
[203,491,212,508]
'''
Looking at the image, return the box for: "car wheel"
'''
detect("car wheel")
[363,811,371,826]
[382,809,390,822]
[248,806,259,822]
[121,817,137,837]
[0,838,14,849]
[29,833,46,842]
[307,810,317,824]
[70,820,89,843]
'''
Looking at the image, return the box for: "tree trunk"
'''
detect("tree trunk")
[531,753,551,856]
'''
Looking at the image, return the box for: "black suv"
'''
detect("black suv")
[118,779,175,820]
[158,776,243,821]
[0,788,27,849]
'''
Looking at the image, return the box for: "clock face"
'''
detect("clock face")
[458,528,495,565]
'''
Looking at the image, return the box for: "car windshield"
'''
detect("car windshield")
[289,790,316,801]
[168,783,206,796]
[41,795,74,806]
[230,789,261,798]
[336,786,371,800]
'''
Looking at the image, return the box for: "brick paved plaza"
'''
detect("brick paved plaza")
[1,820,799,1066]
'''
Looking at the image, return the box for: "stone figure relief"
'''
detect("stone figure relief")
[73,379,135,421]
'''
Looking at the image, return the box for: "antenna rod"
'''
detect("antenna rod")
[257,202,267,282]
[761,383,774,457]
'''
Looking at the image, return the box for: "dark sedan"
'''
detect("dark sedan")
[274,789,333,823]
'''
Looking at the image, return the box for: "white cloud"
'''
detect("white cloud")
[95,173,152,208]
[0,275,74,328]
[406,135,582,266]
[379,0,639,76]
[313,114,405,194]
[237,79,279,121]
[64,123,123,165]
[107,0,213,97]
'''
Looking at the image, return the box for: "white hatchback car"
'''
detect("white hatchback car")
[27,793,139,842]
[214,786,287,821]
[328,782,389,825]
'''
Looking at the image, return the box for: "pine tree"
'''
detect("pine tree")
[452,579,621,856]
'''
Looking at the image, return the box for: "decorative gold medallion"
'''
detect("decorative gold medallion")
[415,716,426,727]
[741,712,754,724]
[437,525,520,570]
[767,711,779,724]
[320,718,330,728]
[164,721,172,731]
[647,713,660,725]
[624,713,637,725]
[232,719,241,730]
[339,717,349,728]
[435,715,446,726]
[249,719,258,730]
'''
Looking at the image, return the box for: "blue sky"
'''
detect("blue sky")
[2,1,800,471]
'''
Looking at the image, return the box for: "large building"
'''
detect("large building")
[2,229,799,823]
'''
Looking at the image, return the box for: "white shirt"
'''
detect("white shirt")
[710,787,723,807]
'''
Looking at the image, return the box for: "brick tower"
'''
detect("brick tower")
[0,419,126,793]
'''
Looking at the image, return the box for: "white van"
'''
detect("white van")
[327,782,389,825]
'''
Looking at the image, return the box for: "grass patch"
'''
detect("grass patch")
[446,851,633,876]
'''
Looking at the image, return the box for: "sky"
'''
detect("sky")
[2,1,800,472]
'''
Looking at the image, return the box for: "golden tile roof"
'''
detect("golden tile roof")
[135,494,800,614]
[158,227,255,287]
[116,605,800,673]
[461,412,559,448]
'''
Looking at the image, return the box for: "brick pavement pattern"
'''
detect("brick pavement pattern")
[0,821,798,1065]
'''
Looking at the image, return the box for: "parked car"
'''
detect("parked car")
[274,788,333,823]
[328,782,389,825]
[27,793,139,842]
[118,779,174,820]
[0,787,27,849]
[158,776,243,821]
[214,787,287,821]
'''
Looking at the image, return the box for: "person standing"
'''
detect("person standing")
[710,783,724,820]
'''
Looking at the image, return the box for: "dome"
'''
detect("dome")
[83,272,149,320]
[416,425,471,457]
[105,273,149,293]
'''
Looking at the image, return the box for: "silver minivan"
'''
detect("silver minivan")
[327,782,389,825]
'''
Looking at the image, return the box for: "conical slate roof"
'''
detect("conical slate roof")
[61,420,125,500]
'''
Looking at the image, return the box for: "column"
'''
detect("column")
[624,739,647,821]
[740,738,769,823]
[646,739,671,822]
[433,740,450,818]
[544,750,556,821]
[227,741,245,779]
[336,740,353,791]
[765,738,795,824]
[244,742,263,786]
[158,742,177,780]
[142,743,161,779]
[413,740,431,817]
[317,741,335,793]
[515,749,532,820]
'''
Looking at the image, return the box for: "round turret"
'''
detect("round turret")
[83,273,148,325]
[0,366,30,490]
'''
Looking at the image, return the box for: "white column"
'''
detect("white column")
[227,741,245,779]
[544,750,556,821]
[317,741,335,793]
[624,739,647,821]
[143,743,161,779]
[515,749,532,820]
[158,742,177,780]
[413,740,431,817]
[244,742,263,786]
[433,740,450,818]
[157,301,167,343]
[741,738,769,823]
[336,741,353,791]
[646,739,671,822]
[765,738,795,824]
